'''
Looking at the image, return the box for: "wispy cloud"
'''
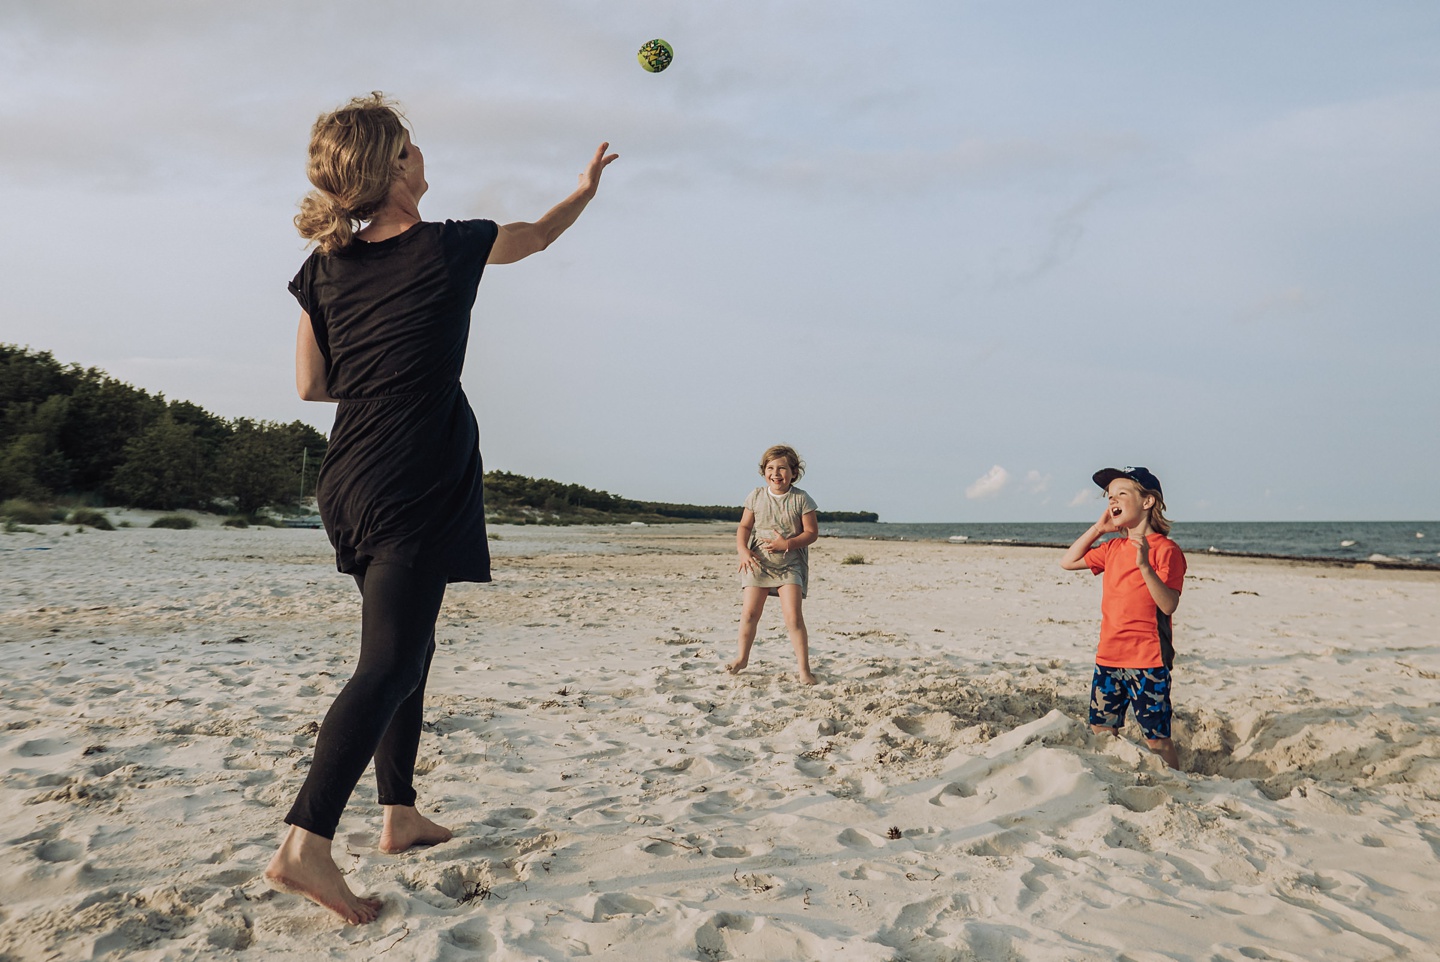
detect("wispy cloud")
[965,465,1010,500]
[1069,489,1094,508]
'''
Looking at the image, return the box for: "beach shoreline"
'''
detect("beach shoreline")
[2,522,1437,959]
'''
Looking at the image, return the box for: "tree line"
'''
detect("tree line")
[2,344,879,524]
[482,471,879,524]
[1,345,326,514]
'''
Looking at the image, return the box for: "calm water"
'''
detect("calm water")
[819,521,1440,568]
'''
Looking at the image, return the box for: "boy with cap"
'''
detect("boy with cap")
[1060,467,1186,768]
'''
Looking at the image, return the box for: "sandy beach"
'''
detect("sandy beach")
[1,518,1437,961]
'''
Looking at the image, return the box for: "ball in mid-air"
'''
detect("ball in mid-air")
[638,39,673,73]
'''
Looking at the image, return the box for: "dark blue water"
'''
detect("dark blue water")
[819,521,1440,568]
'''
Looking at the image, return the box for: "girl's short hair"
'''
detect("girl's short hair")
[1140,486,1172,535]
[758,444,804,480]
[295,92,411,254]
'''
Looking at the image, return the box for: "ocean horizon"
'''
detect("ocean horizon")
[818,520,1440,569]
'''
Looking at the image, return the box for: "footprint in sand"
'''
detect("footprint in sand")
[590,892,656,921]
[446,918,497,952]
[928,781,978,806]
[481,807,538,829]
[1113,784,1169,812]
[794,757,831,778]
[837,828,886,850]
[34,838,84,863]
[694,912,755,958]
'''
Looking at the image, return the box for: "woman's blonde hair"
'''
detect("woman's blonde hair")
[758,444,804,480]
[295,92,410,254]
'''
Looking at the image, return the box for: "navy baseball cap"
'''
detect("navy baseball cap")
[1093,466,1163,498]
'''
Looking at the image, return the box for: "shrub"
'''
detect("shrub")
[841,553,867,565]
[251,515,282,527]
[222,515,250,528]
[3,519,36,534]
[67,508,114,530]
[0,499,62,524]
[150,515,195,530]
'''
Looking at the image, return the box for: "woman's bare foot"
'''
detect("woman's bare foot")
[798,671,818,685]
[724,657,748,675]
[379,805,453,854]
[264,825,381,925]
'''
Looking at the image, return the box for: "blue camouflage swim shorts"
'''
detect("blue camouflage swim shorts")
[1089,665,1172,740]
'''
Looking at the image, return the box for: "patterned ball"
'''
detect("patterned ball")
[637,39,673,73]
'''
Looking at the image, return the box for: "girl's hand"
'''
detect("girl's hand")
[759,531,790,553]
[737,550,759,574]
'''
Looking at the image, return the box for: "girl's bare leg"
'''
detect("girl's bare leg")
[727,587,769,673]
[778,584,817,685]
[264,825,382,925]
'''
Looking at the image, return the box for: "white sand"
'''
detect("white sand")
[1,520,1437,960]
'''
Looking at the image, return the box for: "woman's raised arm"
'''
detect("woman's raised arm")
[488,142,618,265]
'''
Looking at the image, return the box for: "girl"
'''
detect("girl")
[728,444,819,685]
[265,93,616,924]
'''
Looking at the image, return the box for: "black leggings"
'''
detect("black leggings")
[285,562,448,839]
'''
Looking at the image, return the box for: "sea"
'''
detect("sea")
[818,520,1440,569]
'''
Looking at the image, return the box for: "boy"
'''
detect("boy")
[1060,466,1186,768]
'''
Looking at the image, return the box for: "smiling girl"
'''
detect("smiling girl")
[728,444,819,685]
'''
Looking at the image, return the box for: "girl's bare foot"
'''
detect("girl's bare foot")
[264,826,381,925]
[798,671,818,686]
[379,805,453,854]
[724,658,748,674]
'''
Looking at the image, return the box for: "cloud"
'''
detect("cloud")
[1024,470,1051,494]
[993,185,1113,287]
[1236,286,1313,324]
[1069,489,1094,507]
[965,465,1010,500]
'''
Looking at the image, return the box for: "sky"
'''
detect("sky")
[2,1,1437,522]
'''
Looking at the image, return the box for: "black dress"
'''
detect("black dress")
[288,219,498,582]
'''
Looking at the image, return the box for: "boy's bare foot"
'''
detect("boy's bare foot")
[798,671,818,686]
[264,825,381,925]
[724,658,748,674]
[379,805,453,854]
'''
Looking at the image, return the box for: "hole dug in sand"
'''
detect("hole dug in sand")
[1180,704,1440,799]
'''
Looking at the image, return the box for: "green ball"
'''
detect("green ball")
[638,38,673,73]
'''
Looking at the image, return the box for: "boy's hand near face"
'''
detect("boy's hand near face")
[1096,506,1122,536]
[1127,515,1153,571]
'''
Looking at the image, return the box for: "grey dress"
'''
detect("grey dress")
[740,486,819,597]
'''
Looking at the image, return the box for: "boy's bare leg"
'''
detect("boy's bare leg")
[1091,724,1120,737]
[727,587,768,673]
[264,825,382,925]
[379,804,453,854]
[1145,737,1180,769]
[778,585,817,685]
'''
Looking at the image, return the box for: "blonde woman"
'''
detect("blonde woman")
[265,93,616,924]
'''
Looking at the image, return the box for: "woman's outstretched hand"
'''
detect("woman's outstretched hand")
[489,142,619,265]
[579,142,619,198]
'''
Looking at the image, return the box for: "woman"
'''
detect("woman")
[264,93,616,924]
